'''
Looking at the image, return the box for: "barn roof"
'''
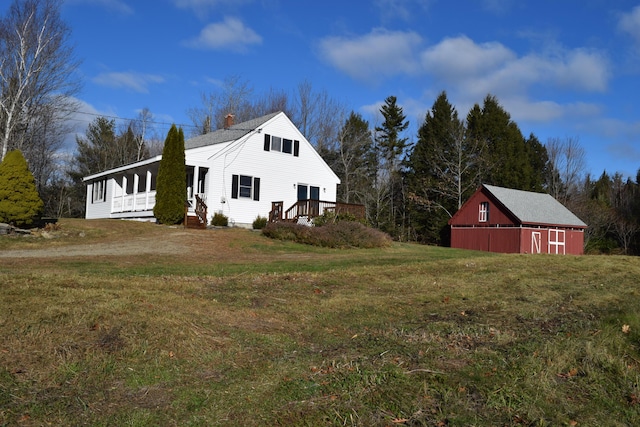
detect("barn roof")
[185,111,281,150]
[483,184,587,228]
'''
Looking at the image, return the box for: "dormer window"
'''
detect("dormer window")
[479,202,489,222]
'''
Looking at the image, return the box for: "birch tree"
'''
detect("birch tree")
[0,0,80,161]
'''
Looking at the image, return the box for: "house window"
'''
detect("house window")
[283,138,293,154]
[92,179,106,203]
[479,202,489,222]
[264,134,300,157]
[271,136,282,152]
[231,174,261,201]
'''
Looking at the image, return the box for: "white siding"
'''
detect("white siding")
[85,178,116,219]
[83,112,340,225]
[199,113,339,226]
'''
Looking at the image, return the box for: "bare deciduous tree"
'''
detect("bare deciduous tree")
[546,136,586,204]
[186,75,254,136]
[128,107,153,161]
[0,0,80,161]
[292,80,344,152]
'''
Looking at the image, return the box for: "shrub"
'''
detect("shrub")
[252,215,268,230]
[154,125,186,224]
[262,221,391,248]
[313,211,361,227]
[210,212,229,227]
[0,150,44,227]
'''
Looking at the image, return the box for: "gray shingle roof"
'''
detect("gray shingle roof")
[184,111,281,150]
[484,184,587,227]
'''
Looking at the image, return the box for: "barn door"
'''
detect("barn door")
[531,231,541,254]
[548,229,565,255]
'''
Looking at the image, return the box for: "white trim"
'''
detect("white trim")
[531,231,541,254]
[548,229,566,255]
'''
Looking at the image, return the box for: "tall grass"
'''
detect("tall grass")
[1,221,640,425]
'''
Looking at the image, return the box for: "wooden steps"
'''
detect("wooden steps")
[185,215,206,229]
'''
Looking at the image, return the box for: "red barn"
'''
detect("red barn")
[449,184,587,255]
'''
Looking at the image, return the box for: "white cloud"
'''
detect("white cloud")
[421,36,515,80]
[183,17,262,52]
[66,0,133,15]
[619,6,640,44]
[92,72,165,93]
[318,29,422,82]
[421,36,609,96]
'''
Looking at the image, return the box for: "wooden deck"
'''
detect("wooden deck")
[269,200,365,225]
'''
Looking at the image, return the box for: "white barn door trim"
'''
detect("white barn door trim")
[531,231,541,254]
[548,229,566,255]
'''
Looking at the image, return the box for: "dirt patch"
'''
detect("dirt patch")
[0,219,265,261]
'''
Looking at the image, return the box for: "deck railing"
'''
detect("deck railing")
[270,200,365,225]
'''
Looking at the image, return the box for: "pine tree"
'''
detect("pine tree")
[0,149,44,226]
[375,96,409,170]
[153,125,186,224]
[371,96,410,236]
[406,91,469,244]
[469,95,547,191]
[333,111,374,204]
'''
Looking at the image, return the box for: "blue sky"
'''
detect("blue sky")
[7,0,640,179]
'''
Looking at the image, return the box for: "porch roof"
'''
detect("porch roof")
[83,156,162,182]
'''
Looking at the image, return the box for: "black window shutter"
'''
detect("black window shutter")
[253,177,260,201]
[231,174,239,199]
[264,134,270,151]
[294,140,300,157]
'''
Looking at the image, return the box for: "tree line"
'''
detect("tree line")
[1,0,639,255]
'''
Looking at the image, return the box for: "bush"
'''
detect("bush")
[262,221,391,248]
[252,215,268,230]
[154,125,186,225]
[313,211,362,227]
[0,150,44,227]
[210,212,229,227]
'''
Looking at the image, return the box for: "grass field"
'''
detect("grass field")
[1,219,640,426]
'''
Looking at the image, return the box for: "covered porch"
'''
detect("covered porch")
[109,163,209,218]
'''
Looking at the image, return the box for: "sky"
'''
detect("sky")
[5,0,640,179]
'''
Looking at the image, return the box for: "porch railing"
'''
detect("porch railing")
[194,194,207,225]
[112,192,156,213]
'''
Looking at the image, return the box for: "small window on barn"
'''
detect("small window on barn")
[479,202,489,222]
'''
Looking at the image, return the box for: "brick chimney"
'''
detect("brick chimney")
[224,113,235,129]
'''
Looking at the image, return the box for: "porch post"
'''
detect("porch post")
[146,170,152,210]
[121,176,127,212]
[194,166,200,196]
[133,173,139,211]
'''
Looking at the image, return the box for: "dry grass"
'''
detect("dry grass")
[1,220,640,426]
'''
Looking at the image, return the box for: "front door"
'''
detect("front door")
[297,184,320,216]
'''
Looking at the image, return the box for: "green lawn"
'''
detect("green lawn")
[1,220,639,426]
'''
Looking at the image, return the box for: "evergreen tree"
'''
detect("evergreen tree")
[467,95,546,191]
[69,117,140,181]
[332,111,374,204]
[375,96,409,170]
[0,149,43,226]
[372,96,409,236]
[406,91,472,244]
[154,125,186,224]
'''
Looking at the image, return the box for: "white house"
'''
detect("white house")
[82,111,341,227]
